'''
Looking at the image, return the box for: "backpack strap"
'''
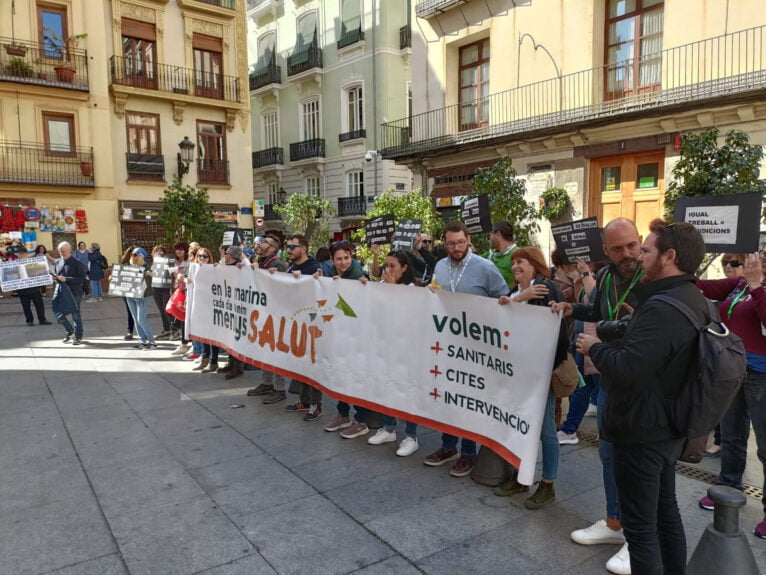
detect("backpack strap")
[653,294,716,331]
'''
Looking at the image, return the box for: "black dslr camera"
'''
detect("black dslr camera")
[596,316,632,341]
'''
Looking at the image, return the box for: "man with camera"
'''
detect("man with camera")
[550,217,643,575]
[575,219,707,575]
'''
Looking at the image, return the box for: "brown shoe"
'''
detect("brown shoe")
[217,363,233,374]
[448,455,475,477]
[224,368,243,380]
[262,390,286,404]
[423,448,459,467]
[201,362,218,373]
[192,358,209,371]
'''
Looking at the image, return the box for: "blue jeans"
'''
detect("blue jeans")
[55,295,83,339]
[126,297,154,343]
[193,339,203,355]
[381,414,418,437]
[89,279,103,298]
[442,434,477,456]
[202,344,219,363]
[540,390,559,481]
[598,386,620,520]
[718,369,766,512]
[337,402,369,423]
[560,374,601,434]
[123,297,134,333]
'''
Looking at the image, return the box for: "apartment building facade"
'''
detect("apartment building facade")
[248,0,413,240]
[382,0,766,250]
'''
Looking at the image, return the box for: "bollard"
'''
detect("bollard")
[687,486,761,575]
[470,446,512,486]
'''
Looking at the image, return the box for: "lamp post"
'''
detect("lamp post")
[277,187,287,205]
[176,136,195,179]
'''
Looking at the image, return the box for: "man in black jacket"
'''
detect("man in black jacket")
[52,241,87,345]
[576,219,707,575]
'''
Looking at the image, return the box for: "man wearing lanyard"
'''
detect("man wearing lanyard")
[551,217,642,575]
[425,221,509,477]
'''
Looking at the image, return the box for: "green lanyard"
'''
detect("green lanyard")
[604,268,643,320]
[727,286,748,318]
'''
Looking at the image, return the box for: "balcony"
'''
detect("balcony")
[400,25,411,50]
[247,0,281,18]
[287,45,323,77]
[339,129,366,143]
[290,139,325,162]
[0,141,94,187]
[252,147,283,168]
[110,56,240,103]
[0,36,89,91]
[415,0,470,18]
[381,25,766,159]
[196,0,235,7]
[337,28,364,50]
[197,158,229,185]
[126,153,165,181]
[249,64,281,91]
[338,196,369,217]
[264,203,280,220]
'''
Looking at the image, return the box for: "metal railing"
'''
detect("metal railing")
[252,147,283,168]
[126,153,164,180]
[264,203,280,220]
[248,0,271,9]
[287,45,323,76]
[0,141,94,187]
[197,0,235,8]
[381,25,766,158]
[415,0,468,18]
[110,56,240,103]
[197,158,230,185]
[338,196,369,216]
[338,28,365,49]
[0,35,89,91]
[339,129,366,142]
[249,64,281,91]
[400,25,412,50]
[290,138,325,161]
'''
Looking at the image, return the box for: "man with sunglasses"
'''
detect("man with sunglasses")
[255,236,288,273]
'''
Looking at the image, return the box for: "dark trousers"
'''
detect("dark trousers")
[19,291,46,323]
[298,382,322,406]
[123,297,134,333]
[153,288,172,332]
[613,437,686,575]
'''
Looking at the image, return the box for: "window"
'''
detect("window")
[38,4,67,59]
[344,85,364,134]
[121,19,157,89]
[126,112,163,180]
[406,81,413,135]
[301,99,321,141]
[193,34,223,100]
[459,39,490,131]
[296,12,318,54]
[197,121,227,184]
[262,110,279,149]
[339,0,363,47]
[605,0,664,99]
[43,112,75,156]
[254,32,276,75]
[347,171,364,198]
[267,182,279,205]
[305,176,320,197]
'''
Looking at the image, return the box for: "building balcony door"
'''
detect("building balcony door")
[589,151,665,237]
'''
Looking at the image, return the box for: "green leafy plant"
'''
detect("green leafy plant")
[157,176,228,252]
[5,56,33,77]
[274,192,334,253]
[539,187,571,222]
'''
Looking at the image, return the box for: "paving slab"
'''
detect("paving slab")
[46,554,128,575]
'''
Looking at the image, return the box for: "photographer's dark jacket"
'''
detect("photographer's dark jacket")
[589,274,707,445]
[53,256,87,300]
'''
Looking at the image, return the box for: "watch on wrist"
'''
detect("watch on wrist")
[581,271,591,277]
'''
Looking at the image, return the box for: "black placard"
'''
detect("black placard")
[108,264,146,298]
[151,255,176,289]
[673,192,762,253]
[392,219,422,251]
[460,195,492,234]
[222,229,244,248]
[551,217,603,264]
[365,214,396,245]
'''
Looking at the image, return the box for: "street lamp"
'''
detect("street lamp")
[277,187,287,204]
[177,136,195,178]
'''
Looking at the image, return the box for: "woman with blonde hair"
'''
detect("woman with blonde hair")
[125,247,157,349]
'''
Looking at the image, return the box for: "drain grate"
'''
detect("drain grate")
[576,431,763,502]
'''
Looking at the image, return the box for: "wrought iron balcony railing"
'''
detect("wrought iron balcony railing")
[415,0,469,18]
[252,147,284,168]
[126,153,165,181]
[197,158,230,185]
[110,56,240,103]
[400,25,412,50]
[249,64,281,91]
[339,129,366,142]
[338,196,369,217]
[0,141,94,187]
[287,45,323,77]
[381,25,766,159]
[338,28,365,49]
[264,203,280,220]
[197,0,235,8]
[0,36,89,91]
[290,139,325,162]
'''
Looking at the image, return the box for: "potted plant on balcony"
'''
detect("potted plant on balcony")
[44,30,87,83]
[4,57,33,78]
[79,161,93,177]
[4,43,27,57]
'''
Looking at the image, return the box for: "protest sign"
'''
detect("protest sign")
[460,195,492,234]
[365,214,396,245]
[550,217,603,264]
[188,265,558,485]
[108,264,146,298]
[674,192,762,253]
[0,256,52,291]
[392,219,422,250]
[223,229,244,248]
[151,255,176,289]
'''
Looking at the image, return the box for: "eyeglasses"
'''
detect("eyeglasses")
[723,260,742,267]
[197,253,210,259]
[225,251,235,256]
[445,239,468,248]
[421,239,432,244]
[285,244,301,250]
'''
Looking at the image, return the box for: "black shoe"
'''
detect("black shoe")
[134,341,148,349]
[63,333,74,343]
[26,321,34,326]
[247,383,273,396]
[39,320,52,325]
[124,332,134,340]
[72,338,83,346]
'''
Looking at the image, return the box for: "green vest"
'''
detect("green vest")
[486,245,517,290]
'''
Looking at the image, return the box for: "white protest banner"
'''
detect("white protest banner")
[108,264,146,298]
[0,256,53,291]
[188,265,559,485]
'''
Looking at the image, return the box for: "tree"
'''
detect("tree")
[664,128,766,219]
[466,156,540,252]
[157,176,227,252]
[274,193,334,253]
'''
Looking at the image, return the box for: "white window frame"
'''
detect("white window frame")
[300,97,321,141]
[262,109,279,149]
[340,0,363,34]
[341,83,364,134]
[346,170,364,198]
[305,176,321,197]
[267,182,279,205]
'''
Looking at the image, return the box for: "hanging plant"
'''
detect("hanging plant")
[539,187,571,221]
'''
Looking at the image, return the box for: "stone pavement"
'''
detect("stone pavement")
[1,293,765,575]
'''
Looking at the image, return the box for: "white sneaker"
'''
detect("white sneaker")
[606,543,631,575]
[170,344,189,356]
[396,436,419,457]
[585,404,598,417]
[368,428,397,445]
[557,430,580,445]
[571,520,625,545]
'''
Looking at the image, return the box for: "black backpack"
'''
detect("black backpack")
[654,295,747,461]
[99,255,109,270]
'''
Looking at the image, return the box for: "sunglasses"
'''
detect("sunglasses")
[285,244,301,250]
[421,239,432,244]
[197,253,210,259]
[723,260,742,267]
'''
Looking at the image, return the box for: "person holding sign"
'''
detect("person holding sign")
[125,247,157,350]
[16,247,51,326]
